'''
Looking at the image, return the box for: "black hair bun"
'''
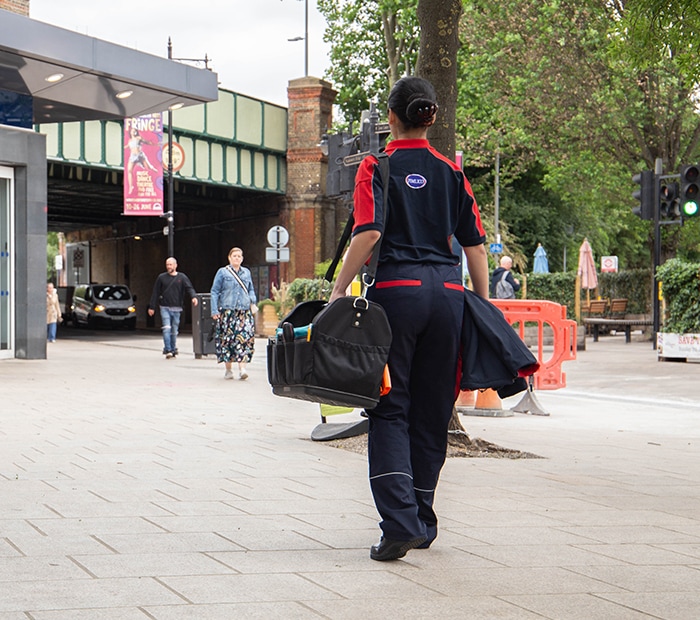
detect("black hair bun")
[406,97,438,125]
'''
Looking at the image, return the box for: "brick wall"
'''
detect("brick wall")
[285,77,339,280]
[0,0,29,15]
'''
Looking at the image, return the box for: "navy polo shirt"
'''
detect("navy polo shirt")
[352,138,486,265]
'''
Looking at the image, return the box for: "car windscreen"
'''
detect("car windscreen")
[93,286,131,301]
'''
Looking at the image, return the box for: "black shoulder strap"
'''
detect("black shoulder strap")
[324,152,390,285]
[160,273,178,296]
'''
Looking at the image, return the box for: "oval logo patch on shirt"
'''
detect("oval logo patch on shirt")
[405,173,427,189]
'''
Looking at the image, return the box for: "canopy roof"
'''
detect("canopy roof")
[0,10,218,123]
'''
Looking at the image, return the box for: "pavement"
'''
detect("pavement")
[1,327,700,619]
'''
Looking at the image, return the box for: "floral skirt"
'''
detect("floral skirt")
[215,308,255,364]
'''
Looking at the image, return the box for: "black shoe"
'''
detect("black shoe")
[370,536,427,561]
[416,537,435,549]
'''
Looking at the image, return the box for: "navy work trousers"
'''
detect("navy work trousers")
[366,263,464,542]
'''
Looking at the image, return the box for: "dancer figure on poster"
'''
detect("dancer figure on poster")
[125,126,158,195]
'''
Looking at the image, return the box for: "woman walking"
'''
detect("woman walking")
[46,282,62,343]
[210,247,258,380]
[329,76,489,561]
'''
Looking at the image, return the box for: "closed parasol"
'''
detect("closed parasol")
[533,243,549,273]
[577,238,598,290]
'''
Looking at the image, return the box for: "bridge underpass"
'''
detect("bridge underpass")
[44,88,291,310]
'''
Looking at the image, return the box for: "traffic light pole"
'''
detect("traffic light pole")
[653,160,662,345]
[633,159,697,348]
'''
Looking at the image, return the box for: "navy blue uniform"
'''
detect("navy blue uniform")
[353,139,486,543]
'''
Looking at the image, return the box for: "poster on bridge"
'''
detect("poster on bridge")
[123,113,164,216]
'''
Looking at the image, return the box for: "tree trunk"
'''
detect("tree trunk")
[416,0,467,438]
[415,0,463,160]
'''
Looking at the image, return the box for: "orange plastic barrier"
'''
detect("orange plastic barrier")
[491,299,577,391]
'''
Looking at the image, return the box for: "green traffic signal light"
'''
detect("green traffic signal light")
[681,200,699,217]
[680,164,700,218]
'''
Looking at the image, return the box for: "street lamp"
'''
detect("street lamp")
[166,38,175,257]
[164,39,211,257]
[285,0,308,76]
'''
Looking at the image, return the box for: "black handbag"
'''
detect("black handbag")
[267,153,392,409]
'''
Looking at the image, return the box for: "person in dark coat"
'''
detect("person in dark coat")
[491,255,521,299]
[329,76,489,562]
[148,257,198,358]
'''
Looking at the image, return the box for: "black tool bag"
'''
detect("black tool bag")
[267,296,392,408]
[267,153,392,409]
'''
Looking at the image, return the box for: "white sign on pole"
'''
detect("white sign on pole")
[267,225,289,247]
[266,247,290,263]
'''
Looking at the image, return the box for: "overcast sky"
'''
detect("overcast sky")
[30,0,331,107]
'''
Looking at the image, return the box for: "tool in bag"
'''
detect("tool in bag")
[267,153,392,409]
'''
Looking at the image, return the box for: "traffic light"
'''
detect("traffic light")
[632,169,654,220]
[659,182,680,219]
[679,164,700,217]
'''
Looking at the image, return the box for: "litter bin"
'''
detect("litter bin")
[193,293,216,358]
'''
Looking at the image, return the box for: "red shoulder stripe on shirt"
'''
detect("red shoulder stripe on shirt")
[424,145,486,238]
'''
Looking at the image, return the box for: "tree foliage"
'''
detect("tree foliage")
[318,0,419,123]
[656,257,700,332]
[319,0,700,270]
[621,0,700,84]
[458,0,700,265]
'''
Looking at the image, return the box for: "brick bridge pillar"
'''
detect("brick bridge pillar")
[285,77,339,282]
[0,0,29,15]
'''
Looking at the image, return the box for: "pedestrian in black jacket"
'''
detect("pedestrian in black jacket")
[491,255,521,299]
[148,257,198,358]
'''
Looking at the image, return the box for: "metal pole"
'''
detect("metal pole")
[652,157,663,347]
[167,38,175,257]
[494,150,500,244]
[369,102,379,155]
[276,227,281,287]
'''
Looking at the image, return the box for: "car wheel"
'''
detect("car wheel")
[126,320,136,331]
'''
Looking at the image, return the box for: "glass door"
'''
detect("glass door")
[0,166,13,359]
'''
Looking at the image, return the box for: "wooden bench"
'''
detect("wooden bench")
[584,299,608,317]
[582,317,652,343]
[608,298,628,317]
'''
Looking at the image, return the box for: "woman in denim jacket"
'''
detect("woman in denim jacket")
[210,247,258,380]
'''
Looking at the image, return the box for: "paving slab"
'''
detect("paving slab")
[1,329,700,618]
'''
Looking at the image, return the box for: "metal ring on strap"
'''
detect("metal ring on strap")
[353,296,369,311]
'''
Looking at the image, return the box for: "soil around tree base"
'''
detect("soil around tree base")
[319,431,543,460]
